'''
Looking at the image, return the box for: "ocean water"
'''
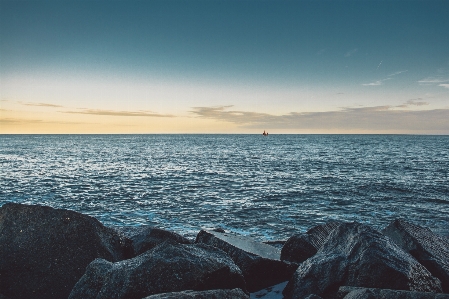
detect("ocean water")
[1,134,448,240]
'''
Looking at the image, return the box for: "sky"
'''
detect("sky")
[1,0,448,134]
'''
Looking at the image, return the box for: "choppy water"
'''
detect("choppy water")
[1,134,448,240]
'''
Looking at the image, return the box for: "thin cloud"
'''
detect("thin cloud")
[388,70,408,77]
[20,102,64,108]
[418,77,449,84]
[439,84,449,89]
[362,81,383,86]
[396,99,429,108]
[62,109,175,117]
[190,105,449,132]
[0,118,85,125]
[344,48,358,57]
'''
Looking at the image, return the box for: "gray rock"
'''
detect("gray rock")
[142,288,249,299]
[337,286,449,299]
[69,241,247,299]
[0,203,131,299]
[383,219,449,293]
[283,222,442,299]
[195,230,298,292]
[281,221,342,263]
[304,294,324,299]
[263,240,286,249]
[114,226,192,256]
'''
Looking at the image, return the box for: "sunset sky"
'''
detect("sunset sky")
[1,0,448,134]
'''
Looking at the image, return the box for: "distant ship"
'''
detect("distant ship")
[263,130,268,136]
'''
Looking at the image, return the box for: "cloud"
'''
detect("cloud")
[362,78,391,86]
[362,81,383,86]
[418,77,449,84]
[0,118,85,125]
[19,102,64,108]
[344,48,358,57]
[388,70,408,77]
[363,71,407,87]
[395,99,429,108]
[190,105,449,132]
[439,84,449,89]
[61,109,175,117]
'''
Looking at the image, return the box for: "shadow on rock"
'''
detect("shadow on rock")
[69,240,247,299]
[0,203,132,299]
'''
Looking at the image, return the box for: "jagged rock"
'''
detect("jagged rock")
[142,288,249,299]
[195,230,298,292]
[383,219,449,293]
[304,295,324,299]
[69,241,247,299]
[114,226,192,256]
[281,221,342,263]
[0,203,131,299]
[283,222,442,299]
[337,286,449,299]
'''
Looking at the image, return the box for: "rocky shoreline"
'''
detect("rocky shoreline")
[0,202,448,299]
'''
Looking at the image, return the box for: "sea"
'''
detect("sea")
[1,134,448,241]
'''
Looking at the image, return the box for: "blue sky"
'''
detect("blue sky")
[1,0,448,133]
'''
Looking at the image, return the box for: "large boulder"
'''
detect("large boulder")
[114,226,192,256]
[69,241,247,299]
[283,222,442,299]
[337,286,449,299]
[0,203,131,299]
[195,230,298,292]
[281,221,342,263]
[383,219,449,293]
[142,288,249,299]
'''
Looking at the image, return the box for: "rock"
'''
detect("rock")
[250,281,288,299]
[114,226,192,256]
[383,219,449,293]
[281,221,342,263]
[0,203,131,299]
[263,240,286,249]
[142,288,249,299]
[69,241,247,299]
[337,286,449,299]
[283,222,442,299]
[304,295,324,299]
[195,230,298,292]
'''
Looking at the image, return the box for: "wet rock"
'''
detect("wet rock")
[195,230,298,292]
[304,295,324,299]
[69,241,247,299]
[337,286,449,299]
[383,219,449,293]
[114,226,192,256]
[0,203,131,299]
[283,222,442,299]
[281,221,342,263]
[142,288,249,299]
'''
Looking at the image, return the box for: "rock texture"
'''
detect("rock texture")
[337,286,449,299]
[0,203,131,299]
[115,226,192,256]
[142,288,249,299]
[281,221,342,263]
[383,219,449,293]
[283,222,442,299]
[195,230,298,292]
[69,241,247,299]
